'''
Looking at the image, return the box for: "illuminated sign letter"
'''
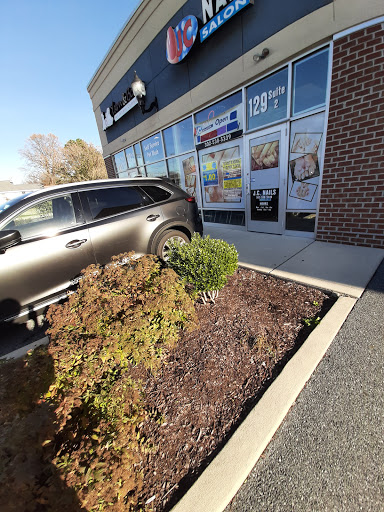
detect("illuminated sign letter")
[166,15,198,64]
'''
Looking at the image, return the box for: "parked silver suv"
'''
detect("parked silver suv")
[0,178,202,323]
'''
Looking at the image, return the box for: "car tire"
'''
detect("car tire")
[155,230,189,260]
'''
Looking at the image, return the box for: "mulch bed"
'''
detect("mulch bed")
[0,267,334,511]
[135,267,332,510]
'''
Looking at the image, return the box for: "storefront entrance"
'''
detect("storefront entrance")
[245,124,288,234]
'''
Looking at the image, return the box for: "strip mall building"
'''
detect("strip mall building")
[87,0,384,248]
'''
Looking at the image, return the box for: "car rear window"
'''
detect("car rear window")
[139,186,172,203]
[84,187,151,220]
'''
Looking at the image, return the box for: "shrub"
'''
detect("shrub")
[44,252,198,511]
[167,233,238,304]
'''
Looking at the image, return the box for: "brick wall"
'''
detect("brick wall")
[104,155,117,179]
[317,23,384,248]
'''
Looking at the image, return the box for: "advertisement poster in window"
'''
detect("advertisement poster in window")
[182,156,197,198]
[287,112,325,210]
[222,158,242,202]
[251,140,279,170]
[200,147,243,205]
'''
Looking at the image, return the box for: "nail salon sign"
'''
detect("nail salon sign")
[166,0,254,64]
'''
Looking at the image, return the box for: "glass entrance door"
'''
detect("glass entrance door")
[245,124,288,234]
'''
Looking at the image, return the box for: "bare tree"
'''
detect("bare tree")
[19,133,64,186]
[19,135,107,185]
[62,139,107,182]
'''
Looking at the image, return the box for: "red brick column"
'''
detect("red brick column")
[317,22,384,248]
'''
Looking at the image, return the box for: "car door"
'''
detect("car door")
[0,192,95,321]
[79,185,164,265]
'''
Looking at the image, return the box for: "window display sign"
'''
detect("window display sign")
[195,104,243,150]
[200,146,243,205]
[222,159,242,202]
[247,68,288,131]
[142,133,165,164]
[287,112,325,210]
[182,156,198,198]
[251,189,279,221]
[251,140,279,170]
[202,161,219,186]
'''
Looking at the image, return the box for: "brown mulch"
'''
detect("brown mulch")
[0,267,333,511]
[136,267,331,511]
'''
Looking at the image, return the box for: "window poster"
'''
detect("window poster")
[200,146,243,206]
[222,158,242,202]
[182,156,197,198]
[251,140,279,170]
[287,112,325,210]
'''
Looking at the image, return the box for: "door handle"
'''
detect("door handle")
[146,214,160,222]
[66,239,87,249]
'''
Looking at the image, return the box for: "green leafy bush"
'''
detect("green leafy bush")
[44,252,197,511]
[167,233,238,303]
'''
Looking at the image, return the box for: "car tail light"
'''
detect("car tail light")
[185,196,195,203]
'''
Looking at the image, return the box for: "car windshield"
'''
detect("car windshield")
[0,192,32,214]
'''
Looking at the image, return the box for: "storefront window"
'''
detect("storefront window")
[145,160,167,178]
[246,68,288,131]
[142,133,164,164]
[181,155,198,199]
[287,111,325,211]
[292,48,329,115]
[194,92,243,150]
[200,145,243,207]
[167,157,181,186]
[195,91,242,125]
[134,143,144,166]
[163,117,194,156]
[125,146,136,168]
[114,151,127,174]
[286,212,316,232]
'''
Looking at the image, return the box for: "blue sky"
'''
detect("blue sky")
[0,0,140,184]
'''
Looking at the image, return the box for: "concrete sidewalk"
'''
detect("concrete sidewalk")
[205,226,384,298]
[225,256,384,512]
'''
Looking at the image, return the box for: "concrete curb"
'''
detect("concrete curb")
[0,336,50,360]
[171,296,357,512]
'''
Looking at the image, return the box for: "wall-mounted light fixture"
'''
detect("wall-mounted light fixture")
[253,48,270,63]
[131,71,159,114]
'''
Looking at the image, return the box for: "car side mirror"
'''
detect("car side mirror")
[0,230,22,253]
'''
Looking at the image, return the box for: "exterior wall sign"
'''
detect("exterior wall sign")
[101,86,138,131]
[166,15,198,64]
[194,104,243,150]
[200,0,254,43]
[247,68,288,131]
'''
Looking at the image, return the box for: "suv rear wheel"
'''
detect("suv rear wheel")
[155,230,189,260]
